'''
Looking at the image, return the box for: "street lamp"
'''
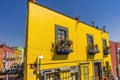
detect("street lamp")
[39,55,43,80]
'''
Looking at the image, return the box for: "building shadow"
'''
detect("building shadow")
[103,54,108,58]
[50,42,69,60]
[52,52,68,60]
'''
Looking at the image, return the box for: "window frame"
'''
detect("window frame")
[102,38,107,48]
[55,25,68,41]
[87,34,94,45]
[117,49,120,64]
[3,51,7,59]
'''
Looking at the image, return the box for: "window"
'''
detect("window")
[102,38,107,48]
[117,49,120,64]
[55,25,73,54]
[45,72,59,80]
[3,51,7,59]
[102,38,110,55]
[56,26,68,40]
[87,34,99,55]
[71,66,78,80]
[80,66,89,80]
[87,34,94,45]
[12,53,14,60]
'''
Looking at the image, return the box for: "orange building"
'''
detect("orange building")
[0,44,15,69]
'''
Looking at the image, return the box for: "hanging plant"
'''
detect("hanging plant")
[54,39,73,54]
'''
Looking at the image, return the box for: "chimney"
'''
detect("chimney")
[30,0,36,2]
[91,21,95,27]
[75,16,79,21]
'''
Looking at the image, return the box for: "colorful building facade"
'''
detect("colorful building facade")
[24,1,112,80]
[14,49,21,64]
[17,47,24,64]
[0,44,15,69]
[11,47,24,65]
[110,41,120,79]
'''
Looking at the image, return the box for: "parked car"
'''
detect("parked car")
[8,69,18,78]
[8,69,17,74]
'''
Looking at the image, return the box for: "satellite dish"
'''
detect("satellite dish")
[75,16,79,21]
[91,21,95,27]
[102,26,106,31]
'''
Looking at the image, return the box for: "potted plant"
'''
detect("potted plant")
[55,39,73,54]
[88,44,99,55]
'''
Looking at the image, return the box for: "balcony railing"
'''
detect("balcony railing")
[103,46,110,55]
[87,44,99,55]
[3,56,15,61]
[52,39,73,55]
[3,56,9,61]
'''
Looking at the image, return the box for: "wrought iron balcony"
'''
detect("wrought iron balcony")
[103,46,110,55]
[52,39,73,55]
[87,44,99,55]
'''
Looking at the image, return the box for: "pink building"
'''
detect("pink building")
[110,41,120,79]
[0,44,15,69]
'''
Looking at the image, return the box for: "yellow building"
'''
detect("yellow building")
[24,1,112,80]
[14,49,21,64]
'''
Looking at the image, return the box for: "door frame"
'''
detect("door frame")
[92,60,103,80]
[79,62,89,80]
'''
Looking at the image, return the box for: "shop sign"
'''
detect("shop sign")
[30,64,39,69]
[59,67,70,71]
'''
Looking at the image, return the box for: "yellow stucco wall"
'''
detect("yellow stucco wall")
[14,49,21,64]
[24,1,112,80]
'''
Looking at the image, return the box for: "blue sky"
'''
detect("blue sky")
[0,0,120,47]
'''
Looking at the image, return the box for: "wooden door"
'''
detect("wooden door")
[94,62,102,80]
[94,65,99,80]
